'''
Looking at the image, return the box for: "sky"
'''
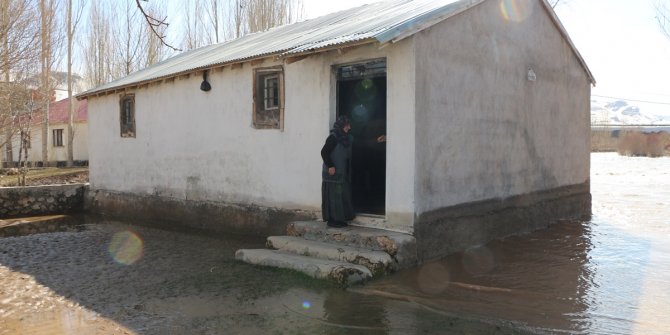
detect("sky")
[302,0,670,116]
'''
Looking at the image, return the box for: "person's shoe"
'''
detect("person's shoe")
[327,221,347,228]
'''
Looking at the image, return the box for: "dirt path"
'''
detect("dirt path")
[0,168,88,187]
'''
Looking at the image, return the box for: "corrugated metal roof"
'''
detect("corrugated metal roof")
[78,0,594,98]
[78,0,482,98]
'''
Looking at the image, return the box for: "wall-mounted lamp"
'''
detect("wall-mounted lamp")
[527,68,537,82]
[200,70,212,92]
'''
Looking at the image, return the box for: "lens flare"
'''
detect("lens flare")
[499,0,532,23]
[355,79,377,102]
[352,104,369,119]
[416,261,450,295]
[462,246,495,275]
[302,301,311,309]
[108,230,144,265]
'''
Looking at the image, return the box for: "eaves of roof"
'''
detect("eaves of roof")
[77,0,594,100]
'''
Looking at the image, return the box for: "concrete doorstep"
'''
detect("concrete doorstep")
[235,221,418,286]
[235,249,373,286]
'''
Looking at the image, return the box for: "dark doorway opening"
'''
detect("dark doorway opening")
[336,60,387,216]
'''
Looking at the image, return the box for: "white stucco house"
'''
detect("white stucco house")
[78,0,594,261]
[2,98,89,167]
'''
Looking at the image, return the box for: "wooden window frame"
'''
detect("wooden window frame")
[252,66,284,130]
[119,94,136,138]
[53,129,64,147]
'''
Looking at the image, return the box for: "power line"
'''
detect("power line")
[592,94,670,106]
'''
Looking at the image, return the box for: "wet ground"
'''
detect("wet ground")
[1,152,669,334]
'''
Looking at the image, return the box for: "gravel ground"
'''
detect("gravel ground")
[0,218,530,335]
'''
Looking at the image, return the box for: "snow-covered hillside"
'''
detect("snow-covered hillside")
[591,97,670,125]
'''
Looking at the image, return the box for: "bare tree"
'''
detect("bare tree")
[66,0,86,167]
[657,0,670,40]
[115,0,145,76]
[83,0,171,89]
[183,0,207,50]
[39,0,64,168]
[82,1,114,88]
[1,0,41,168]
[548,0,568,9]
[206,0,223,44]
[245,0,303,34]
[134,0,180,51]
[144,2,171,67]
[233,0,247,39]
[228,0,302,39]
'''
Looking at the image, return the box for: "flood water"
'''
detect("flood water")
[1,152,669,334]
[358,152,670,334]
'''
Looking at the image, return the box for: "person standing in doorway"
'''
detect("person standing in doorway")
[321,116,355,228]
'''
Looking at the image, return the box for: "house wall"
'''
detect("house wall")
[412,0,591,260]
[4,122,89,165]
[86,40,416,234]
[47,122,89,164]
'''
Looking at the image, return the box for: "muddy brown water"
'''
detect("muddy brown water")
[1,152,668,334]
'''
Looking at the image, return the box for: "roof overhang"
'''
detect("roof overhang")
[76,38,377,100]
[77,0,595,100]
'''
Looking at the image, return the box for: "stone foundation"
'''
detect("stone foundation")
[414,182,592,262]
[0,184,87,218]
[85,190,317,236]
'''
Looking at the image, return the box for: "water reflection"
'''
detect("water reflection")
[323,290,387,333]
[359,153,670,335]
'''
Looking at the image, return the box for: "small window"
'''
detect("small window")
[119,94,136,138]
[21,131,31,149]
[253,67,284,129]
[53,129,63,147]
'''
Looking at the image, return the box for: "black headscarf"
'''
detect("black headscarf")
[330,115,352,147]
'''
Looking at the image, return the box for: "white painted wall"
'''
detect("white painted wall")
[4,122,89,164]
[87,41,416,231]
[413,0,591,214]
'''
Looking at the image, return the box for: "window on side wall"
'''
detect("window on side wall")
[119,94,136,138]
[253,66,284,129]
[53,129,63,147]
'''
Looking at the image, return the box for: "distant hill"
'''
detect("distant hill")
[591,97,670,126]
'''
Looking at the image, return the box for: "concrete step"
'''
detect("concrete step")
[235,249,372,285]
[287,221,418,269]
[266,236,396,275]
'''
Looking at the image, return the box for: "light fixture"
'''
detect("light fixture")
[200,70,211,92]
[527,68,537,82]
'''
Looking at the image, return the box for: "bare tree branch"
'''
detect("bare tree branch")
[548,0,569,9]
[657,0,670,40]
[134,0,181,51]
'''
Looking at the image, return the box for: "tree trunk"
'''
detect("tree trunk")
[40,0,49,167]
[66,0,74,167]
[3,23,12,168]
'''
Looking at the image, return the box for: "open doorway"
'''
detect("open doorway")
[336,59,387,216]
